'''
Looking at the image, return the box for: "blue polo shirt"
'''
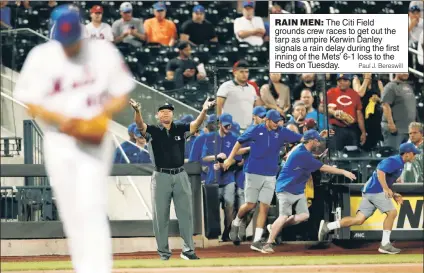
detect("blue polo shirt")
[276,144,323,194]
[185,135,197,159]
[188,133,209,181]
[362,155,404,194]
[202,132,238,185]
[238,124,302,176]
[114,141,152,164]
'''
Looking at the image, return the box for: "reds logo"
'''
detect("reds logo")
[336,95,353,106]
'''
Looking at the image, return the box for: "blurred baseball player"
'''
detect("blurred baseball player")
[318,142,421,254]
[261,130,356,253]
[223,109,303,251]
[14,6,134,273]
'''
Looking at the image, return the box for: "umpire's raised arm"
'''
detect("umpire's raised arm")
[130,99,147,135]
[189,97,216,134]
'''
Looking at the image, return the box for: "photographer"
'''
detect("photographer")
[352,73,384,151]
[202,113,241,241]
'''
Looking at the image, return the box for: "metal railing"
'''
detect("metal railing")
[409,47,424,78]
[23,120,48,186]
[0,186,57,222]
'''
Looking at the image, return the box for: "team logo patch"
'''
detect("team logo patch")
[274,133,279,139]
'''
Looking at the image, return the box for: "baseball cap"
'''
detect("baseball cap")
[409,5,421,11]
[243,1,255,8]
[128,122,137,134]
[51,7,82,46]
[231,121,241,136]
[219,113,233,126]
[90,5,103,13]
[131,126,143,138]
[193,5,205,13]
[337,74,353,81]
[120,2,133,12]
[158,103,174,111]
[266,109,283,123]
[303,118,317,129]
[303,129,324,141]
[206,114,217,124]
[399,142,422,154]
[233,60,249,71]
[153,2,167,11]
[179,114,195,124]
[252,106,266,118]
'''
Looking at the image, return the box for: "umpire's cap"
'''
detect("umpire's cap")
[51,5,82,46]
[158,103,174,111]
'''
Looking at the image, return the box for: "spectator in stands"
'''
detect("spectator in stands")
[16,0,30,9]
[180,5,218,45]
[260,73,291,116]
[402,122,424,183]
[381,73,417,149]
[286,101,307,133]
[202,113,239,241]
[300,88,326,131]
[419,31,424,65]
[292,73,317,103]
[112,2,145,47]
[264,3,282,42]
[327,74,366,151]
[86,5,113,42]
[352,74,384,151]
[114,124,151,164]
[234,1,266,46]
[166,41,206,89]
[144,2,177,46]
[408,3,423,46]
[217,60,257,130]
[1,1,12,29]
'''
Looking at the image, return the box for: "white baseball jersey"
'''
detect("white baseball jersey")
[14,39,135,134]
[86,22,114,42]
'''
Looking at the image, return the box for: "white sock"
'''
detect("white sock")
[254,228,264,242]
[381,230,391,245]
[327,221,341,231]
[233,216,242,227]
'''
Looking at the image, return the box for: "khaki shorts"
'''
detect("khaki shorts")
[277,192,309,216]
[244,173,276,205]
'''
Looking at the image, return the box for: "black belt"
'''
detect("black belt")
[155,167,185,175]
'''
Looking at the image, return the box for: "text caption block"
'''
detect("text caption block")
[269,14,409,73]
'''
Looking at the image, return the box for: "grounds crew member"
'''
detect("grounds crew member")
[130,97,215,260]
[318,142,421,254]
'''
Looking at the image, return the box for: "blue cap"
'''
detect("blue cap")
[131,126,143,138]
[399,142,422,154]
[219,113,233,126]
[243,1,255,8]
[179,114,195,124]
[253,106,266,118]
[266,110,283,123]
[231,121,241,136]
[128,123,137,134]
[193,5,205,13]
[153,2,167,11]
[410,5,421,11]
[336,74,353,81]
[303,129,324,141]
[206,114,217,124]
[51,6,82,46]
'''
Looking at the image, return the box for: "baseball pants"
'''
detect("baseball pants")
[151,170,195,259]
[44,132,114,273]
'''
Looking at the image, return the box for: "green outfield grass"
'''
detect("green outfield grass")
[1,254,423,271]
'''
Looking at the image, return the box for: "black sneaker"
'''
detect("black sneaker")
[180,252,200,260]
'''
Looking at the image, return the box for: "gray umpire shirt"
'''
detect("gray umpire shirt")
[381,81,416,134]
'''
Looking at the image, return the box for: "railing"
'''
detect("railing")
[0,186,57,222]
[408,47,424,78]
[23,120,48,186]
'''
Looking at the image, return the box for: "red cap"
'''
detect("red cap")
[90,5,103,13]
[303,118,317,129]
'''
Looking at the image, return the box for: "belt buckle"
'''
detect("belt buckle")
[170,169,175,175]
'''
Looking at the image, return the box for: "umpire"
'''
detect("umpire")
[130,98,215,260]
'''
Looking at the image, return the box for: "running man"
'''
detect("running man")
[261,130,356,253]
[318,142,421,254]
[223,109,303,251]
